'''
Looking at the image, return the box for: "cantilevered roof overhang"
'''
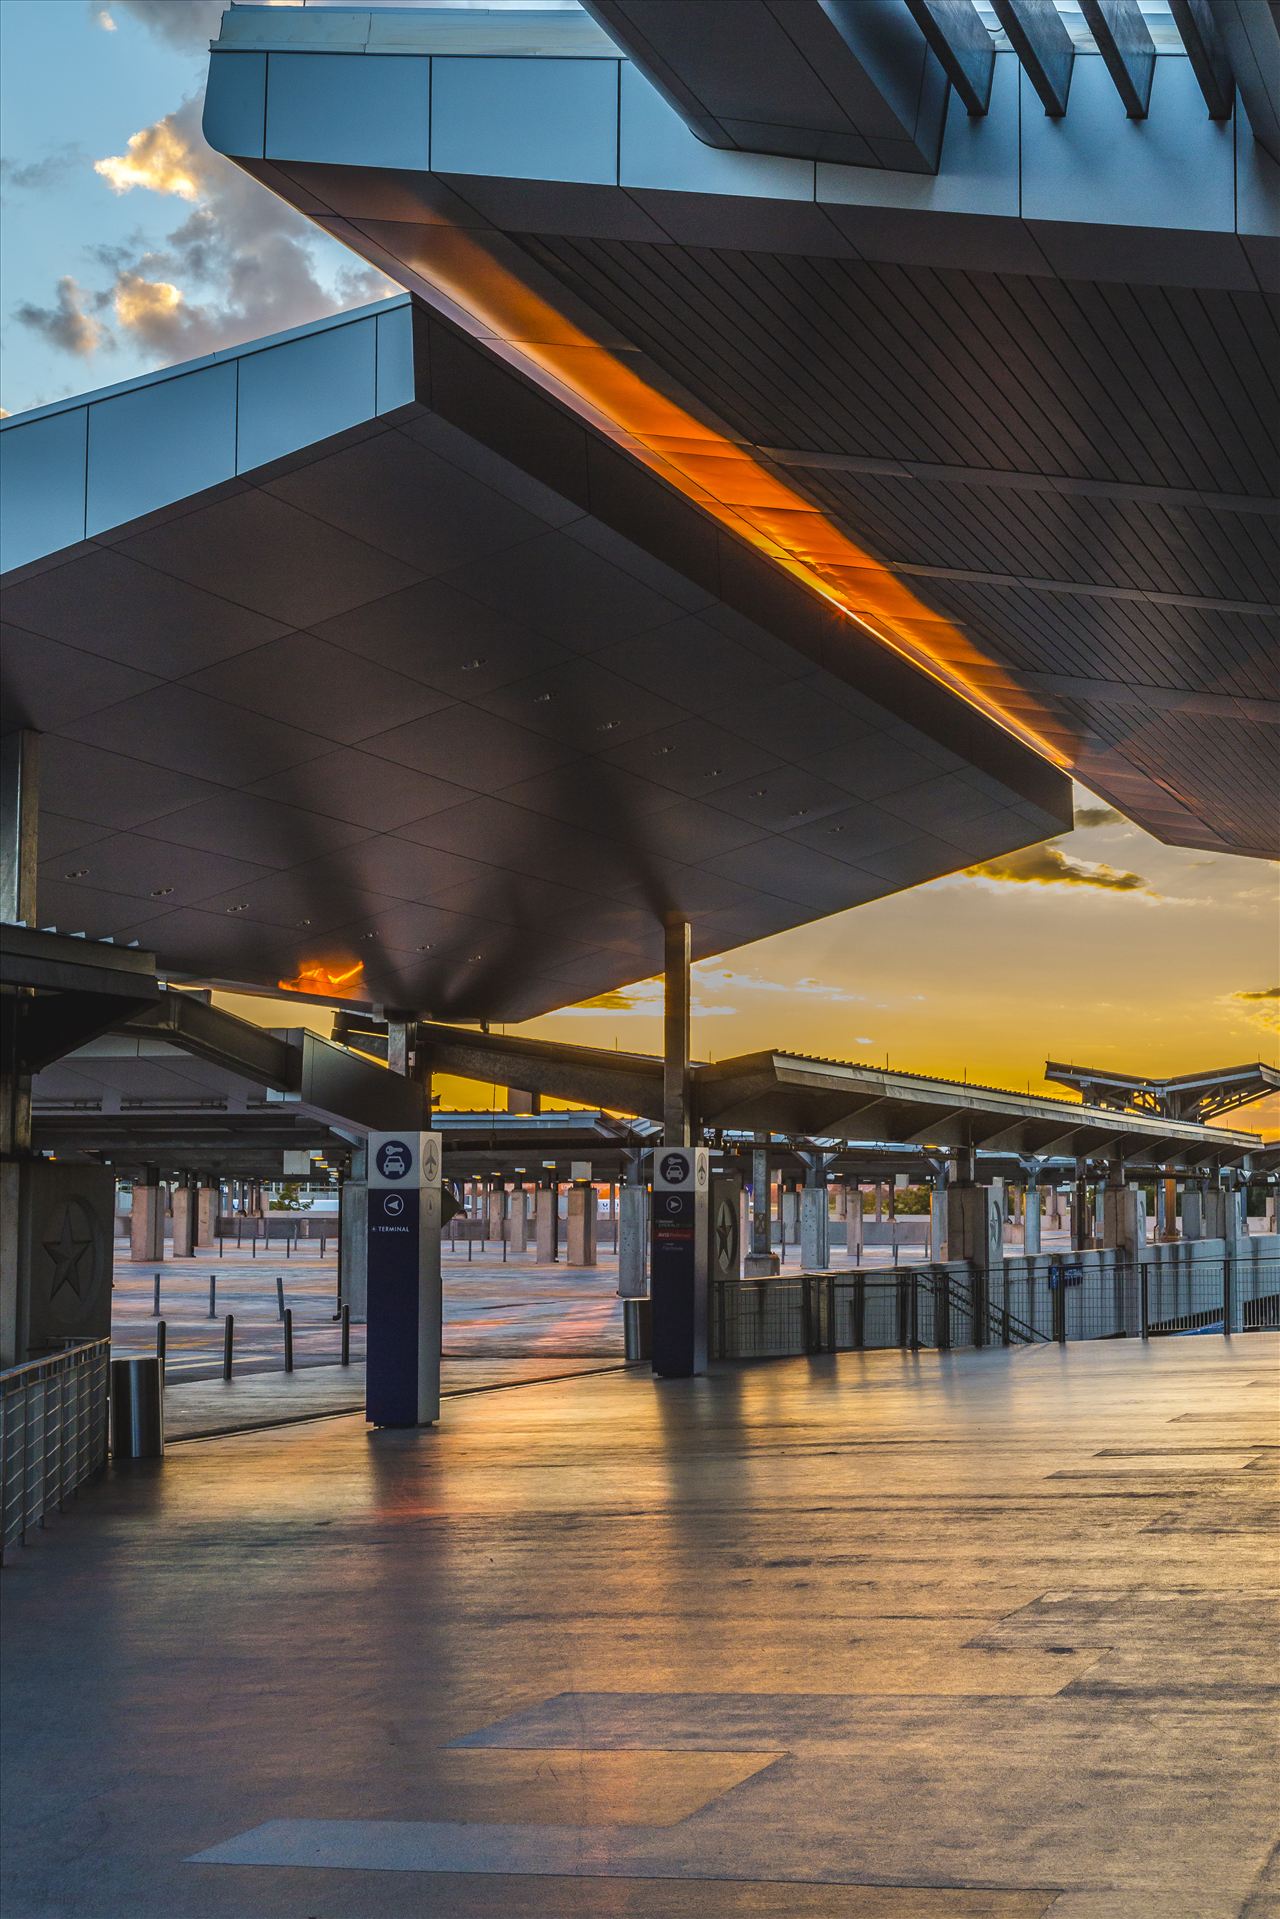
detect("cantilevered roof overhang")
[1,293,1069,1020]
[199,3,1280,859]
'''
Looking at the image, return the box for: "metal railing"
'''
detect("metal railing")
[0,1339,110,1561]
[710,1266,1044,1361]
[711,1256,1280,1361]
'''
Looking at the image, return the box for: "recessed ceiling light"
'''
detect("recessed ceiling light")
[150,885,174,897]
[298,918,311,928]
[534,692,553,704]
[64,869,89,880]
[460,658,486,671]
[225,903,248,914]
[795,808,809,818]
[828,825,844,834]
[416,943,433,952]
[596,719,621,732]
[751,788,767,798]
[655,744,674,756]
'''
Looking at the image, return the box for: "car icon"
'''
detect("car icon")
[378,1141,410,1177]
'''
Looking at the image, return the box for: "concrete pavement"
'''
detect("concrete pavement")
[2,1333,1275,1916]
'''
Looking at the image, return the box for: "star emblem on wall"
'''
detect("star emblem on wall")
[43,1209,93,1301]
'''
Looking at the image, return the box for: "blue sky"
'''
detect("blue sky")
[0,0,390,416]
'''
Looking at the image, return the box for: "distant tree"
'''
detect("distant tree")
[273,1181,313,1212]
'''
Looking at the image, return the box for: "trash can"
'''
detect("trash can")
[623,1296,651,1362]
[110,1356,164,1459]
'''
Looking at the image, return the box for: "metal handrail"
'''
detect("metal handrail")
[1,1337,110,1562]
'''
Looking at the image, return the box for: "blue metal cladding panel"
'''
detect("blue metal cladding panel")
[85,363,237,539]
[619,61,814,200]
[265,53,430,170]
[1236,110,1280,237]
[376,305,416,414]
[202,50,267,159]
[818,52,1020,217]
[0,409,87,573]
[431,56,619,185]
[237,318,378,473]
[1021,54,1234,230]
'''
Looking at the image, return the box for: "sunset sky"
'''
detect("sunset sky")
[4,0,1277,1136]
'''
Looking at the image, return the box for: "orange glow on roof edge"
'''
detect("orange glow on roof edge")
[386,225,1073,772]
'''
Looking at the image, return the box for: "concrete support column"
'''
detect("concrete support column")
[618,1176,649,1297]
[339,1149,368,1319]
[946,1184,1001,1344]
[1181,1180,1206,1240]
[1,730,39,1366]
[749,1144,771,1256]
[170,1178,197,1258]
[1101,1176,1146,1336]
[566,1184,597,1266]
[508,1187,529,1253]
[1022,1182,1041,1255]
[663,915,691,1148]
[1073,1164,1092,1250]
[535,1182,557,1262]
[847,1185,863,1261]
[487,1184,505,1244]
[129,1167,165,1263]
[196,1183,219,1247]
[799,1168,830,1272]
[930,1173,948,1260]
[506,1087,540,1115]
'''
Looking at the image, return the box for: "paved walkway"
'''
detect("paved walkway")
[163,1358,628,1440]
[110,1249,627,1381]
[2,1334,1276,1917]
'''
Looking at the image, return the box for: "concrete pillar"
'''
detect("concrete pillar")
[1073,1165,1092,1250]
[1181,1180,1205,1239]
[874,1181,884,1224]
[170,1179,197,1258]
[800,1183,830,1272]
[750,1144,771,1255]
[1022,1182,1041,1255]
[196,1183,219,1246]
[1101,1178,1146,1336]
[946,1184,1001,1344]
[618,1184,649,1296]
[535,1183,557,1262]
[339,1151,368,1319]
[0,733,38,1369]
[129,1168,165,1263]
[506,1087,540,1114]
[487,1184,505,1244]
[566,1184,597,1265]
[930,1174,948,1260]
[663,915,691,1148]
[846,1185,863,1260]
[508,1187,529,1253]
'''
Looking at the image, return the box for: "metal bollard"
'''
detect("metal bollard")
[320,1235,326,1260]
[156,1319,167,1371]
[467,1233,473,1263]
[251,1230,257,1258]
[110,1356,164,1459]
[286,1231,292,1259]
[152,1271,161,1317]
[284,1307,294,1373]
[208,1274,217,1319]
[276,1275,285,1321]
[223,1313,235,1381]
[341,1303,350,1366]
[623,1296,651,1361]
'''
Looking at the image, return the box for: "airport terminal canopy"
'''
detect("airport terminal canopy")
[1,293,1069,1019]
[195,0,1278,861]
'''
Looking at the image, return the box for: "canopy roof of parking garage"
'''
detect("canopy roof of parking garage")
[200,2,1280,861]
[1,295,1069,1022]
[342,1015,1267,1170]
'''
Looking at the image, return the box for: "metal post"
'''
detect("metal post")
[936,1271,951,1351]
[208,1274,216,1319]
[155,1320,166,1372]
[152,1272,161,1317]
[825,1274,836,1353]
[800,1275,814,1353]
[909,1270,919,1350]
[340,1303,350,1366]
[275,1275,285,1320]
[663,915,692,1148]
[222,1314,234,1381]
[284,1308,294,1373]
[1052,1277,1066,1344]
[853,1275,865,1349]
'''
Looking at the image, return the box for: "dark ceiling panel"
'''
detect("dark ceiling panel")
[6,294,1073,1014]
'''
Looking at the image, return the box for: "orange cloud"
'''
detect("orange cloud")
[95,114,205,200]
[966,846,1150,892]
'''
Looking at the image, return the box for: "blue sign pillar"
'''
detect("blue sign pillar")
[651,1146,709,1378]
[366,1130,442,1428]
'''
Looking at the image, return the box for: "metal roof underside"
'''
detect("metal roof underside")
[0,298,1069,1021]
[198,8,1280,859]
